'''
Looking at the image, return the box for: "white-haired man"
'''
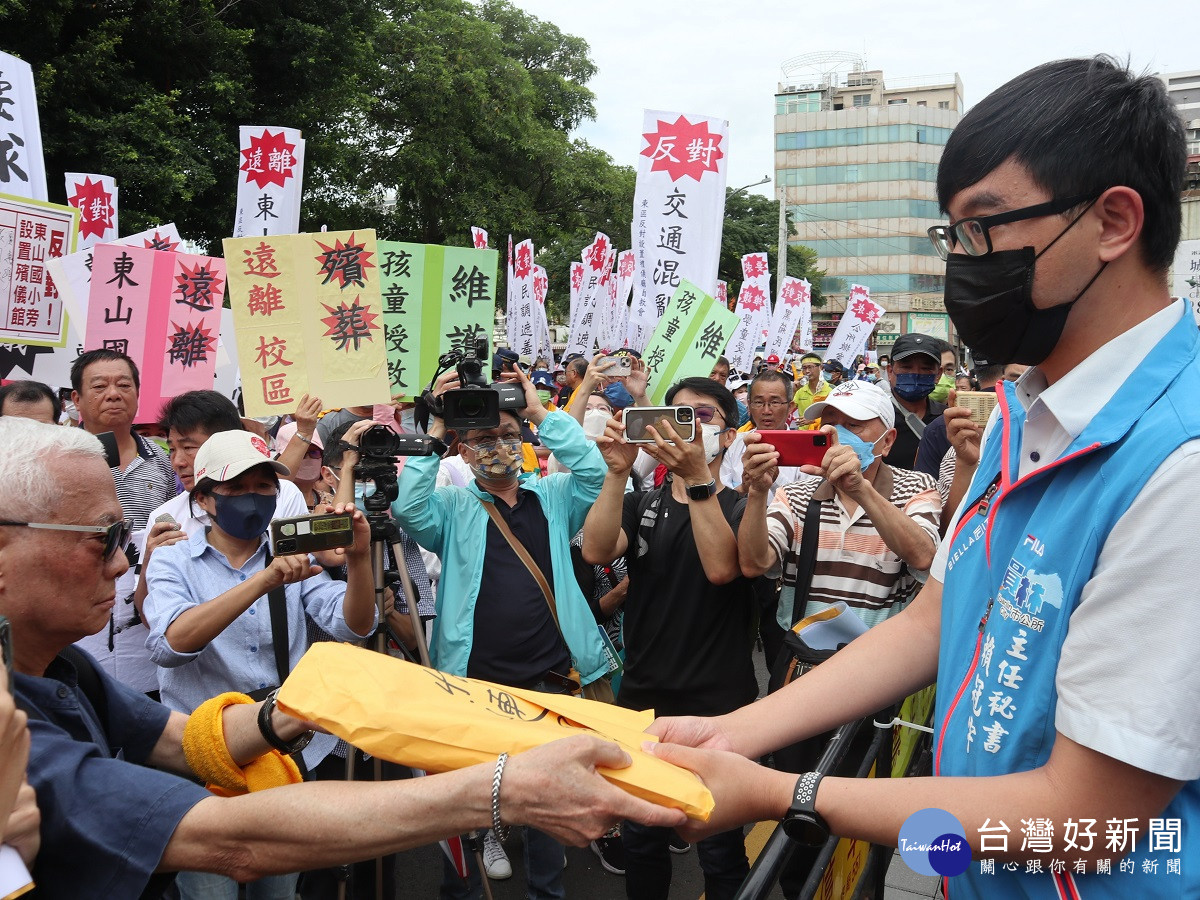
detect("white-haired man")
[0,418,684,899]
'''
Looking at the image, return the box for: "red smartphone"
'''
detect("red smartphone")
[755,430,830,468]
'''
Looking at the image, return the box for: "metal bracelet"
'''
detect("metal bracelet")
[491,752,512,842]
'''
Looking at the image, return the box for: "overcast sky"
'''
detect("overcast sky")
[514,0,1190,199]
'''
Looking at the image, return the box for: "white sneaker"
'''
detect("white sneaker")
[482,829,512,880]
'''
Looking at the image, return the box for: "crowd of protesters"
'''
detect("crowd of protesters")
[1,54,1198,900]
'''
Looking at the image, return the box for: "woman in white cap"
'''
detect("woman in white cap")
[142,429,378,900]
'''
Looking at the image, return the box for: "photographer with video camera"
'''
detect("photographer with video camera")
[392,343,615,899]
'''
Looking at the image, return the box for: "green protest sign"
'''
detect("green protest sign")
[642,280,740,404]
[378,241,497,398]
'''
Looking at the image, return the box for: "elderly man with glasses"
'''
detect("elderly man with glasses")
[721,368,811,495]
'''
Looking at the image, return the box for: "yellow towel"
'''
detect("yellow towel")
[182,692,303,796]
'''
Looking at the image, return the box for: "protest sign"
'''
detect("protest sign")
[87,244,226,420]
[507,239,536,361]
[0,52,47,200]
[233,126,304,238]
[532,263,554,366]
[470,226,488,249]
[224,230,391,416]
[277,642,714,820]
[64,173,118,248]
[724,253,772,373]
[629,110,728,349]
[825,284,885,367]
[46,224,181,335]
[641,280,740,404]
[0,193,78,347]
[715,279,728,309]
[797,279,814,352]
[377,241,497,398]
[565,233,614,358]
[215,307,241,402]
[1171,239,1200,325]
[766,277,811,360]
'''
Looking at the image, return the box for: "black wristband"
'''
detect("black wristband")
[257,689,313,755]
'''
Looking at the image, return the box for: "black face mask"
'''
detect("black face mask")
[943,204,1105,366]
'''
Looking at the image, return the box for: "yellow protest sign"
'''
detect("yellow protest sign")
[277,643,713,820]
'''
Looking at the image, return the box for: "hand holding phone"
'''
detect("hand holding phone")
[623,406,696,444]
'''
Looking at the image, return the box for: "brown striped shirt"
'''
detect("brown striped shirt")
[765,465,941,630]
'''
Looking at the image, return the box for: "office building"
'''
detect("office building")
[775,58,962,352]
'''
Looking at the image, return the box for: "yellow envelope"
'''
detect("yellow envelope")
[277,643,713,820]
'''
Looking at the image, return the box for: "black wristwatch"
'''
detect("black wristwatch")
[781,771,830,846]
[257,689,314,755]
[685,479,717,501]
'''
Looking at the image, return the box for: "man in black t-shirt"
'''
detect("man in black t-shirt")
[582,376,755,900]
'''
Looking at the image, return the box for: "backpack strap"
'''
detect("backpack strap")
[262,551,291,688]
[790,497,824,627]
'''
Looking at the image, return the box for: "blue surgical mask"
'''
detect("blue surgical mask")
[211,491,277,540]
[602,382,634,409]
[893,372,939,402]
[834,425,884,471]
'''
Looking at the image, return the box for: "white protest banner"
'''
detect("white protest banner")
[532,264,554,366]
[0,193,78,346]
[766,277,811,360]
[612,250,635,351]
[797,280,814,352]
[233,126,305,238]
[504,235,515,349]
[507,239,537,361]
[0,53,47,200]
[825,284,885,367]
[723,253,772,373]
[64,173,118,248]
[630,110,728,348]
[564,233,613,358]
[471,227,489,250]
[565,261,585,354]
[215,307,241,401]
[45,224,182,332]
[715,280,728,309]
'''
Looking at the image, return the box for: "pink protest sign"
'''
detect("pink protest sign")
[88,245,226,420]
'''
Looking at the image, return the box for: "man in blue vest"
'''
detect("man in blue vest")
[643,56,1199,899]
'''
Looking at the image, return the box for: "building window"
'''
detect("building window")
[853,93,871,107]
[917,100,927,107]
[887,98,908,105]
[938,101,950,109]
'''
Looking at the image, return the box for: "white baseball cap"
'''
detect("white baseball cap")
[804,381,895,429]
[193,429,290,485]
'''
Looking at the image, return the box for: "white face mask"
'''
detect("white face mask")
[582,408,610,441]
[701,423,724,463]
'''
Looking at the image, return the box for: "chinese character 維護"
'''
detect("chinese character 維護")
[449,264,489,309]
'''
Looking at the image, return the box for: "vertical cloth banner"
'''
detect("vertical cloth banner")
[223,231,391,416]
[0,53,47,200]
[64,173,118,249]
[233,126,305,238]
[765,277,811,360]
[565,262,584,356]
[641,280,740,404]
[507,239,536,361]
[566,233,613,358]
[797,279,814,353]
[377,241,497,398]
[532,264,554,366]
[0,193,78,346]
[825,284,885,367]
[629,110,728,351]
[715,280,728,309]
[87,244,226,420]
[46,225,181,333]
[724,252,772,373]
[471,227,489,250]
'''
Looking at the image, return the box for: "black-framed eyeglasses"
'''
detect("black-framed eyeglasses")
[926,193,1098,260]
[0,519,133,561]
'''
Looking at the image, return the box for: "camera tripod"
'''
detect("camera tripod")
[332,466,494,900]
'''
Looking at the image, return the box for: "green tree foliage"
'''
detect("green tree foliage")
[720,188,826,307]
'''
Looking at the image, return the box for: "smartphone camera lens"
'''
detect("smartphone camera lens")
[679,409,693,422]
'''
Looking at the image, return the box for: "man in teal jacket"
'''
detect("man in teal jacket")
[638,56,1200,900]
[392,366,612,899]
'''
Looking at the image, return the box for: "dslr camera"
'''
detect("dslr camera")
[423,338,524,430]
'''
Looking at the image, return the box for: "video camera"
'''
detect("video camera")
[422,337,524,430]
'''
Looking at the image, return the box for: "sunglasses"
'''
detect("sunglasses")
[0,519,133,561]
[693,404,725,426]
